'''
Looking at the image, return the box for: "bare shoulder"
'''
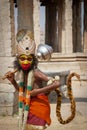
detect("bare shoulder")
[33,68,48,81]
[34,68,45,77]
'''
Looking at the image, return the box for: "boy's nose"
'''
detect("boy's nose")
[23,60,29,64]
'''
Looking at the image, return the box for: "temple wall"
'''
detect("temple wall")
[0,0,87,115]
[38,53,87,88]
[0,0,17,115]
[33,0,40,49]
[0,0,12,56]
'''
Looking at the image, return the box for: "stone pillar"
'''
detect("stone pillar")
[62,0,73,54]
[0,0,17,115]
[0,0,12,56]
[73,1,82,52]
[61,1,66,53]
[10,0,16,55]
[76,1,82,52]
[17,0,33,32]
[33,0,40,50]
[45,4,58,52]
[83,0,87,53]
[73,0,77,52]
[58,1,63,52]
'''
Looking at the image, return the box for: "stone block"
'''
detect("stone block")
[0,83,18,116]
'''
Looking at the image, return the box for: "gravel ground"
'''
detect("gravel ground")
[0,103,87,130]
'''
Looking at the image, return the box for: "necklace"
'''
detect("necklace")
[18,70,34,130]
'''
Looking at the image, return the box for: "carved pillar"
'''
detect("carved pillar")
[61,0,66,53]
[73,1,82,52]
[58,1,63,52]
[33,0,40,50]
[45,3,58,52]
[0,0,12,56]
[64,0,73,53]
[0,0,17,116]
[17,0,33,32]
[83,0,87,53]
[76,1,82,52]
[10,0,16,55]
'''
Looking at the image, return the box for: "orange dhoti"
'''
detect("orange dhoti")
[27,94,51,127]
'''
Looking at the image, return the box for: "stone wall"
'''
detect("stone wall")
[0,0,11,56]
[38,53,87,88]
[0,56,18,115]
[0,84,18,116]
[0,0,17,115]
[0,0,87,116]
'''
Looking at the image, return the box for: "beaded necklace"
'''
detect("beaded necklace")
[18,70,33,130]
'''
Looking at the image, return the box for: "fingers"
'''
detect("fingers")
[2,71,14,80]
[7,72,14,78]
[2,69,18,80]
[47,75,60,85]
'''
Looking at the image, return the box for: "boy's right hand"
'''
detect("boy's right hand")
[4,71,15,83]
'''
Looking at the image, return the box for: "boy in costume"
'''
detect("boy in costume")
[5,29,60,130]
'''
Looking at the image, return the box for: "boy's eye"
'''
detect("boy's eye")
[19,57,33,61]
[27,57,32,61]
[20,57,26,61]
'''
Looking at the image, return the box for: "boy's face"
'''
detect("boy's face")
[18,54,33,71]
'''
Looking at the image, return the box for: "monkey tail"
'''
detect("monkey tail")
[55,72,80,124]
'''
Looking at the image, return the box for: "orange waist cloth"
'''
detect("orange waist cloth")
[29,94,51,125]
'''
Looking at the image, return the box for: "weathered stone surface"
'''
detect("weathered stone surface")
[0,105,18,116]
[0,92,14,105]
[0,84,15,93]
[64,0,73,53]
[0,0,11,56]
[33,0,40,48]
[0,83,18,115]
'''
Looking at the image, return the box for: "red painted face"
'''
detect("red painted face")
[21,64,31,70]
[19,54,33,71]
